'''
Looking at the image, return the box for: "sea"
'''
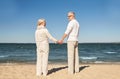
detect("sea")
[0,43,120,64]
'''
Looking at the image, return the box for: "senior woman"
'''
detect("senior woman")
[35,19,58,76]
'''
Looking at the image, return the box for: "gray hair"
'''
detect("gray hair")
[68,11,75,16]
[37,18,46,26]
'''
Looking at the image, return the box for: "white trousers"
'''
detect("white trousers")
[36,42,49,76]
[67,41,79,74]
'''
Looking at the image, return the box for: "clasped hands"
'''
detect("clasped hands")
[57,40,63,44]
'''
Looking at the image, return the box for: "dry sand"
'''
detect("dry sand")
[0,63,120,79]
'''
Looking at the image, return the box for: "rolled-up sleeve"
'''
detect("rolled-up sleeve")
[65,22,73,35]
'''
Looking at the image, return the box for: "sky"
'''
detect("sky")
[0,0,120,43]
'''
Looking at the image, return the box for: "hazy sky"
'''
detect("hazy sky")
[0,0,120,43]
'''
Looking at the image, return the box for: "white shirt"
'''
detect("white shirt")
[35,26,57,43]
[65,19,79,41]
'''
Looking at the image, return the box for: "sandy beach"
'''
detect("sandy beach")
[0,63,120,79]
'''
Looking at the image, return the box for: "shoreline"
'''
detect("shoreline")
[0,62,120,65]
[1,61,120,66]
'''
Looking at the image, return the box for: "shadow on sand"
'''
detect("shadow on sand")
[48,66,68,75]
[48,65,89,75]
[79,65,90,72]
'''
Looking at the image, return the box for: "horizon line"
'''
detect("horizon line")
[0,42,120,44]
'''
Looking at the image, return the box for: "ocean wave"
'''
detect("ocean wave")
[80,57,97,60]
[9,54,34,57]
[94,61,105,63]
[105,52,117,54]
[0,54,34,58]
[49,56,66,60]
[0,55,9,58]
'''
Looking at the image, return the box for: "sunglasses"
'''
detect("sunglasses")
[67,15,72,17]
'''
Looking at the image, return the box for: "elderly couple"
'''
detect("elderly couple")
[35,11,80,76]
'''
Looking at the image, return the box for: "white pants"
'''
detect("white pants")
[36,41,49,76]
[67,41,79,74]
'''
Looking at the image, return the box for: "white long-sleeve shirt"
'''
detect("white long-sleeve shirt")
[65,19,80,41]
[35,26,57,43]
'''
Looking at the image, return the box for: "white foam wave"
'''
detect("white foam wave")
[80,57,97,60]
[94,61,105,63]
[0,55,8,58]
[105,52,117,54]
